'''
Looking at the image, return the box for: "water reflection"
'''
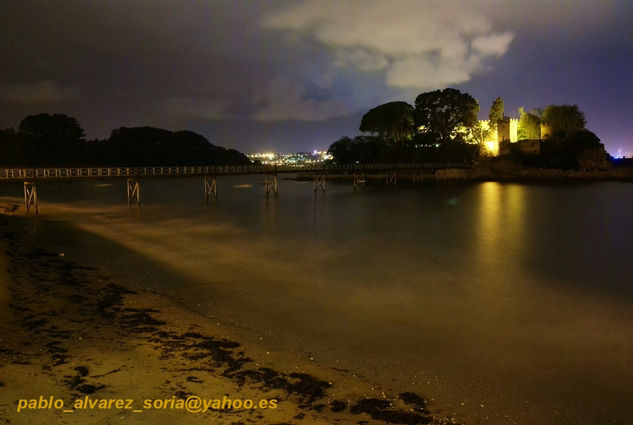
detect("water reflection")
[263,197,277,232]
[475,182,526,276]
[477,181,502,252]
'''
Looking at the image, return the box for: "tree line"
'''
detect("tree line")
[327,88,608,169]
[0,113,251,167]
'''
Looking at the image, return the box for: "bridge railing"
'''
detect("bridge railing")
[0,165,275,180]
[0,162,472,181]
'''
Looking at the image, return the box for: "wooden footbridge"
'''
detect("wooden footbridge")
[0,163,468,214]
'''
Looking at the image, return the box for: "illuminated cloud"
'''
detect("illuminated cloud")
[0,81,79,103]
[472,33,515,57]
[261,0,514,90]
[334,48,389,72]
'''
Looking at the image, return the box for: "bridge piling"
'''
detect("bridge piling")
[313,174,326,193]
[127,178,141,208]
[386,171,397,185]
[23,182,38,214]
[204,175,217,203]
[353,173,366,190]
[265,173,278,198]
[1,164,437,207]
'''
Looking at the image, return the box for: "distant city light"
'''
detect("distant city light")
[247,150,332,166]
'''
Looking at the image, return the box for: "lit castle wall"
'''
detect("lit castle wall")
[480,118,519,156]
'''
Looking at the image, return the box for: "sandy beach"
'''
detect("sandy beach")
[0,206,459,425]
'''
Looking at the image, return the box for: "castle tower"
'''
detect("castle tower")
[509,118,518,142]
[497,119,510,142]
[497,118,518,143]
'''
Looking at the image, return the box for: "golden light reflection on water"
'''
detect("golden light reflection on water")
[477,182,502,249]
[475,182,526,275]
[470,182,530,324]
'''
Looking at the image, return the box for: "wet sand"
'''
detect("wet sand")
[0,208,460,425]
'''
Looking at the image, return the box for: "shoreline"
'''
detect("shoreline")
[296,166,633,183]
[0,210,461,425]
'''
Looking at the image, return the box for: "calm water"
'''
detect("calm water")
[4,177,633,424]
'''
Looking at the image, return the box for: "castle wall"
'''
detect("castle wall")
[497,121,509,142]
[516,140,541,155]
[540,124,552,139]
[499,141,511,156]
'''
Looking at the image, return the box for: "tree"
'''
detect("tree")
[469,120,492,144]
[328,135,422,164]
[414,88,479,144]
[488,97,504,124]
[18,113,86,165]
[540,129,607,170]
[0,127,24,166]
[517,107,541,140]
[564,129,602,149]
[19,113,85,143]
[359,101,415,142]
[107,126,251,166]
[542,104,586,137]
[327,137,354,164]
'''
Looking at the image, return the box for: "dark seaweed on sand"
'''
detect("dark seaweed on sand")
[0,214,455,424]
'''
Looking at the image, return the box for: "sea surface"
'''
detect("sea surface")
[3,176,633,424]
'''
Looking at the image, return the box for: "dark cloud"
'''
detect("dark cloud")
[0,81,79,103]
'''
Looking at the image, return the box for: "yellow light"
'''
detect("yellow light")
[484,141,499,156]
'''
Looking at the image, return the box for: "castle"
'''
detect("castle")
[480,118,550,156]
[479,118,518,155]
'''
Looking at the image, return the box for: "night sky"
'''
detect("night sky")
[1,1,631,156]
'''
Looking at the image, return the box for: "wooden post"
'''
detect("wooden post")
[265,173,278,197]
[353,173,366,190]
[386,171,397,185]
[127,178,140,208]
[204,175,217,203]
[23,181,38,214]
[313,174,326,193]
